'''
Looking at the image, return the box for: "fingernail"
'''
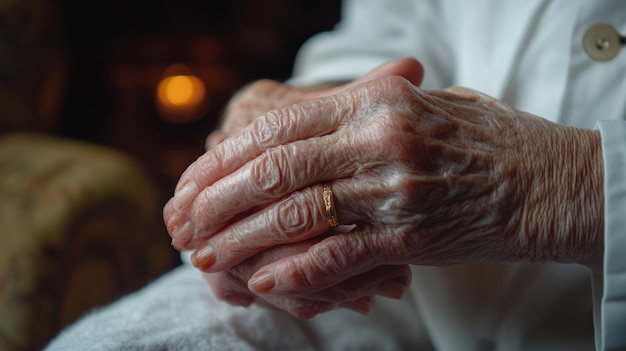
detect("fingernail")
[344,297,374,316]
[248,271,275,293]
[171,221,195,250]
[223,294,255,307]
[378,280,407,299]
[173,181,198,211]
[191,245,217,270]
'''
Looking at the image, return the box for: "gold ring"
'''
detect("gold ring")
[322,182,338,227]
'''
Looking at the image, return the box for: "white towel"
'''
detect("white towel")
[45,262,595,350]
[45,265,429,351]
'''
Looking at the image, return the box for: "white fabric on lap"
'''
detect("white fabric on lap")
[45,266,430,351]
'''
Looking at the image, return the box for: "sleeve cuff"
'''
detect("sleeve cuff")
[595,120,626,350]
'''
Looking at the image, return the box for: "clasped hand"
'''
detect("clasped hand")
[163,58,602,318]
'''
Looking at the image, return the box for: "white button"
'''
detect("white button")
[583,23,623,62]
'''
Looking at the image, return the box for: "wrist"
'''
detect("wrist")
[570,128,604,271]
[519,124,604,270]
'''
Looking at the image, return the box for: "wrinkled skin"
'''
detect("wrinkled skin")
[187,58,425,317]
[164,58,604,318]
[203,232,411,318]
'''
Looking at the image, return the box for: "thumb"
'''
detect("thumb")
[353,56,424,86]
[319,57,424,98]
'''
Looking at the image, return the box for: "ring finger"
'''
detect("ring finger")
[191,180,366,272]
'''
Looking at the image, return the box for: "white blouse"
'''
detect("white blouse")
[290,0,626,349]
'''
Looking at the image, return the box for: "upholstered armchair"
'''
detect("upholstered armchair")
[0,1,179,349]
[0,133,179,351]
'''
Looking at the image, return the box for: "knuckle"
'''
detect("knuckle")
[251,112,283,146]
[251,106,300,146]
[249,146,292,195]
[310,238,355,275]
[331,91,357,120]
[385,74,414,89]
[271,195,316,240]
[377,75,416,101]
[321,232,391,268]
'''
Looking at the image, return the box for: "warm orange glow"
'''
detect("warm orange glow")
[156,70,208,124]
[157,75,205,107]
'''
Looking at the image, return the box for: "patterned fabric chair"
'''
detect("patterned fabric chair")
[0,133,179,351]
[0,2,179,349]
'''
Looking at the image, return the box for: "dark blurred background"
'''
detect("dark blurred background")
[1,0,341,205]
[1,3,342,348]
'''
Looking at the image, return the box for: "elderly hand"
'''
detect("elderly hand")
[202,234,411,319]
[204,57,424,150]
[178,58,423,318]
[165,69,603,300]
